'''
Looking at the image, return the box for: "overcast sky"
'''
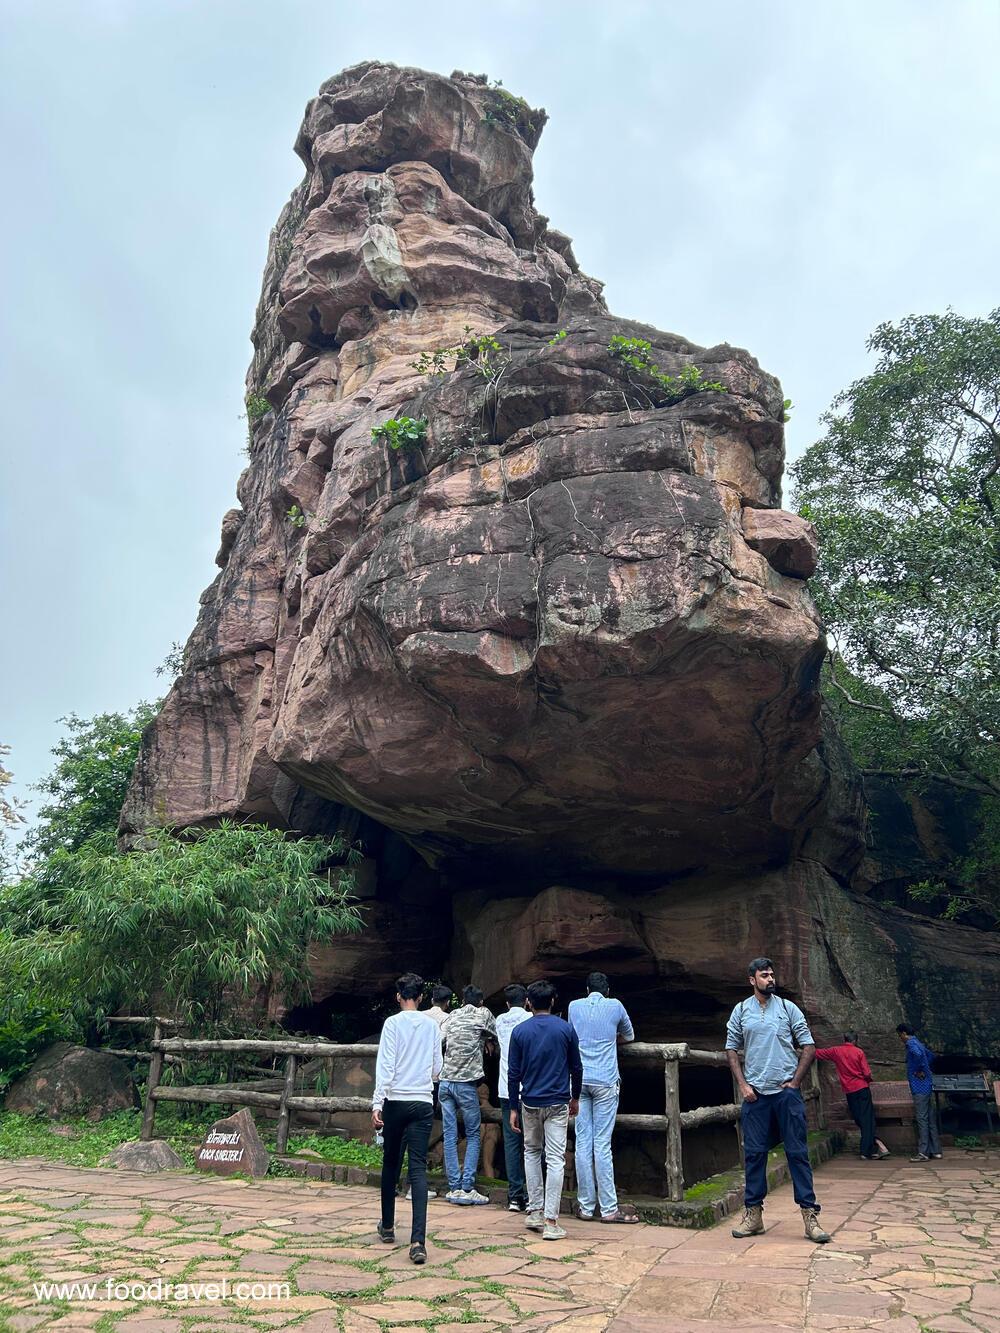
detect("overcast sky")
[2,0,998,824]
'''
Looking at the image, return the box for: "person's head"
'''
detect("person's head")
[431,984,452,1010]
[395,973,424,1008]
[747,957,776,996]
[526,980,557,1013]
[843,1030,859,1045]
[585,972,610,996]
[462,984,484,1008]
[504,983,527,1009]
[896,1023,915,1043]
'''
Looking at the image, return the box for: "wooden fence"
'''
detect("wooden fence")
[135,1030,825,1203]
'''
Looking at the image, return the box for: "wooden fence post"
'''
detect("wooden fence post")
[140,1021,163,1142]
[664,1055,684,1202]
[276,1054,298,1154]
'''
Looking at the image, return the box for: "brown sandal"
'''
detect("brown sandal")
[600,1208,639,1224]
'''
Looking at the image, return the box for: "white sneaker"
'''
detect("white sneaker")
[404,1188,436,1200]
[525,1211,545,1231]
[543,1222,567,1240]
[462,1188,491,1206]
[445,1189,464,1204]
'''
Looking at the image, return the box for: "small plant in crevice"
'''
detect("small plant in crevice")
[481,79,543,140]
[371,416,428,451]
[246,394,271,422]
[548,328,568,346]
[608,335,727,408]
[783,397,794,422]
[285,504,306,529]
[410,328,509,385]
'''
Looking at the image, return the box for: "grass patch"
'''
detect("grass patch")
[285,1132,382,1170]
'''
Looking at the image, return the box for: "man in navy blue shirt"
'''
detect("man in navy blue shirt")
[507,980,583,1241]
[897,1023,941,1161]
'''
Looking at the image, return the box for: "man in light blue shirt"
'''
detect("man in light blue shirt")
[725,956,830,1245]
[567,972,636,1223]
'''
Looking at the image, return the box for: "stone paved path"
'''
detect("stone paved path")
[0,1150,996,1331]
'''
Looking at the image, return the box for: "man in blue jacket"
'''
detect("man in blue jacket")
[897,1023,941,1161]
[507,980,583,1241]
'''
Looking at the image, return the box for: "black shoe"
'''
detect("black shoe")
[409,1243,427,1265]
[377,1222,395,1243]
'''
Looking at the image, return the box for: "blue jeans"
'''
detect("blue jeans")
[500,1098,527,1205]
[575,1081,620,1216]
[741,1087,819,1211]
[439,1080,481,1191]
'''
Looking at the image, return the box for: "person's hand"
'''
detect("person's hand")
[781,1079,800,1091]
[371,1108,384,1131]
[569,1098,580,1118]
[509,1109,521,1135]
[741,1084,758,1103]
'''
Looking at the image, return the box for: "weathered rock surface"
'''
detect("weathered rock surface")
[123,61,833,880]
[5,1043,139,1120]
[121,62,999,1071]
[105,1140,185,1172]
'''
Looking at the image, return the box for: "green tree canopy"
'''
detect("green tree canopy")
[0,823,362,1030]
[794,308,1000,922]
[21,704,158,866]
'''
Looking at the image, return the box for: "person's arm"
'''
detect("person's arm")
[725,1005,755,1102]
[432,1025,444,1082]
[507,1028,523,1132]
[372,1020,396,1128]
[814,1047,835,1061]
[860,1050,872,1083]
[568,1027,583,1115]
[481,1009,499,1057]
[784,1004,815,1089]
[617,1002,635,1045]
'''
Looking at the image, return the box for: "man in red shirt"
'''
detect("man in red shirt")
[815,1031,889,1160]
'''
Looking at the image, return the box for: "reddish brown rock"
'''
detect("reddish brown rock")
[5,1043,139,1120]
[742,507,819,578]
[196,1107,269,1179]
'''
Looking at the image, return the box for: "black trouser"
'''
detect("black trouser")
[846,1087,877,1158]
[380,1100,433,1244]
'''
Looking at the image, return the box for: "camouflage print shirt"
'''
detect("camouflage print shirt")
[440,1005,498,1082]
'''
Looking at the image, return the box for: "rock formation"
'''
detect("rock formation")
[123,62,1000,1069]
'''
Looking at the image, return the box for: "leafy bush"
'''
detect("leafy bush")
[245,394,271,422]
[286,503,307,529]
[608,336,727,405]
[0,822,363,1031]
[410,329,509,385]
[0,998,75,1091]
[371,417,428,451]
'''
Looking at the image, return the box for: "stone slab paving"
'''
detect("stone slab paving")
[0,1150,995,1332]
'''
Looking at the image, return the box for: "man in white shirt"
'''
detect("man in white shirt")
[495,983,532,1211]
[372,973,443,1264]
[428,985,452,1034]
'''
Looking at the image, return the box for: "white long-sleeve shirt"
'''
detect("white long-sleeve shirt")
[373,1009,443,1111]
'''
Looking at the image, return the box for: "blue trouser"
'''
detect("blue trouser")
[574,1081,620,1216]
[500,1098,527,1205]
[741,1087,819,1211]
[439,1079,481,1192]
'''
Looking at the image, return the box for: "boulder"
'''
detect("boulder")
[105,1140,185,1172]
[195,1107,270,1179]
[5,1043,139,1120]
[742,507,819,578]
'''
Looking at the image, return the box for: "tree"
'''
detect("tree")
[21,704,158,865]
[0,823,362,1031]
[794,308,1000,923]
[0,744,26,882]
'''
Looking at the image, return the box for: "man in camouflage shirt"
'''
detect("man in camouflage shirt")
[440,985,498,1204]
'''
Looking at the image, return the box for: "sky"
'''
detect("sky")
[2,0,998,825]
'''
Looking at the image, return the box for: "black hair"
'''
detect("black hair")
[504,983,527,1006]
[843,1030,858,1044]
[586,972,609,996]
[747,956,774,978]
[896,1023,914,1036]
[431,985,452,1005]
[463,984,484,1007]
[396,972,424,1001]
[526,980,557,1011]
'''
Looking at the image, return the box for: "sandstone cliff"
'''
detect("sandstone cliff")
[122,63,1000,1066]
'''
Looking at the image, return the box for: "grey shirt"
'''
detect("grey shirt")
[725,994,814,1096]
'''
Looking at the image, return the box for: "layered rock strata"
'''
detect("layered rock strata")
[123,63,1000,1066]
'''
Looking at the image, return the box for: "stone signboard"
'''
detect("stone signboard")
[195,1106,269,1178]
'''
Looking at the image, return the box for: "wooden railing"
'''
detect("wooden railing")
[138,1032,825,1202]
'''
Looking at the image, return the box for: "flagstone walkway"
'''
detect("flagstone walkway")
[0,1150,996,1332]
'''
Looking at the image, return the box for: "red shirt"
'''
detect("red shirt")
[815,1043,872,1094]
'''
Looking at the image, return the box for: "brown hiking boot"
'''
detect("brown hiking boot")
[802,1207,831,1243]
[731,1204,764,1238]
